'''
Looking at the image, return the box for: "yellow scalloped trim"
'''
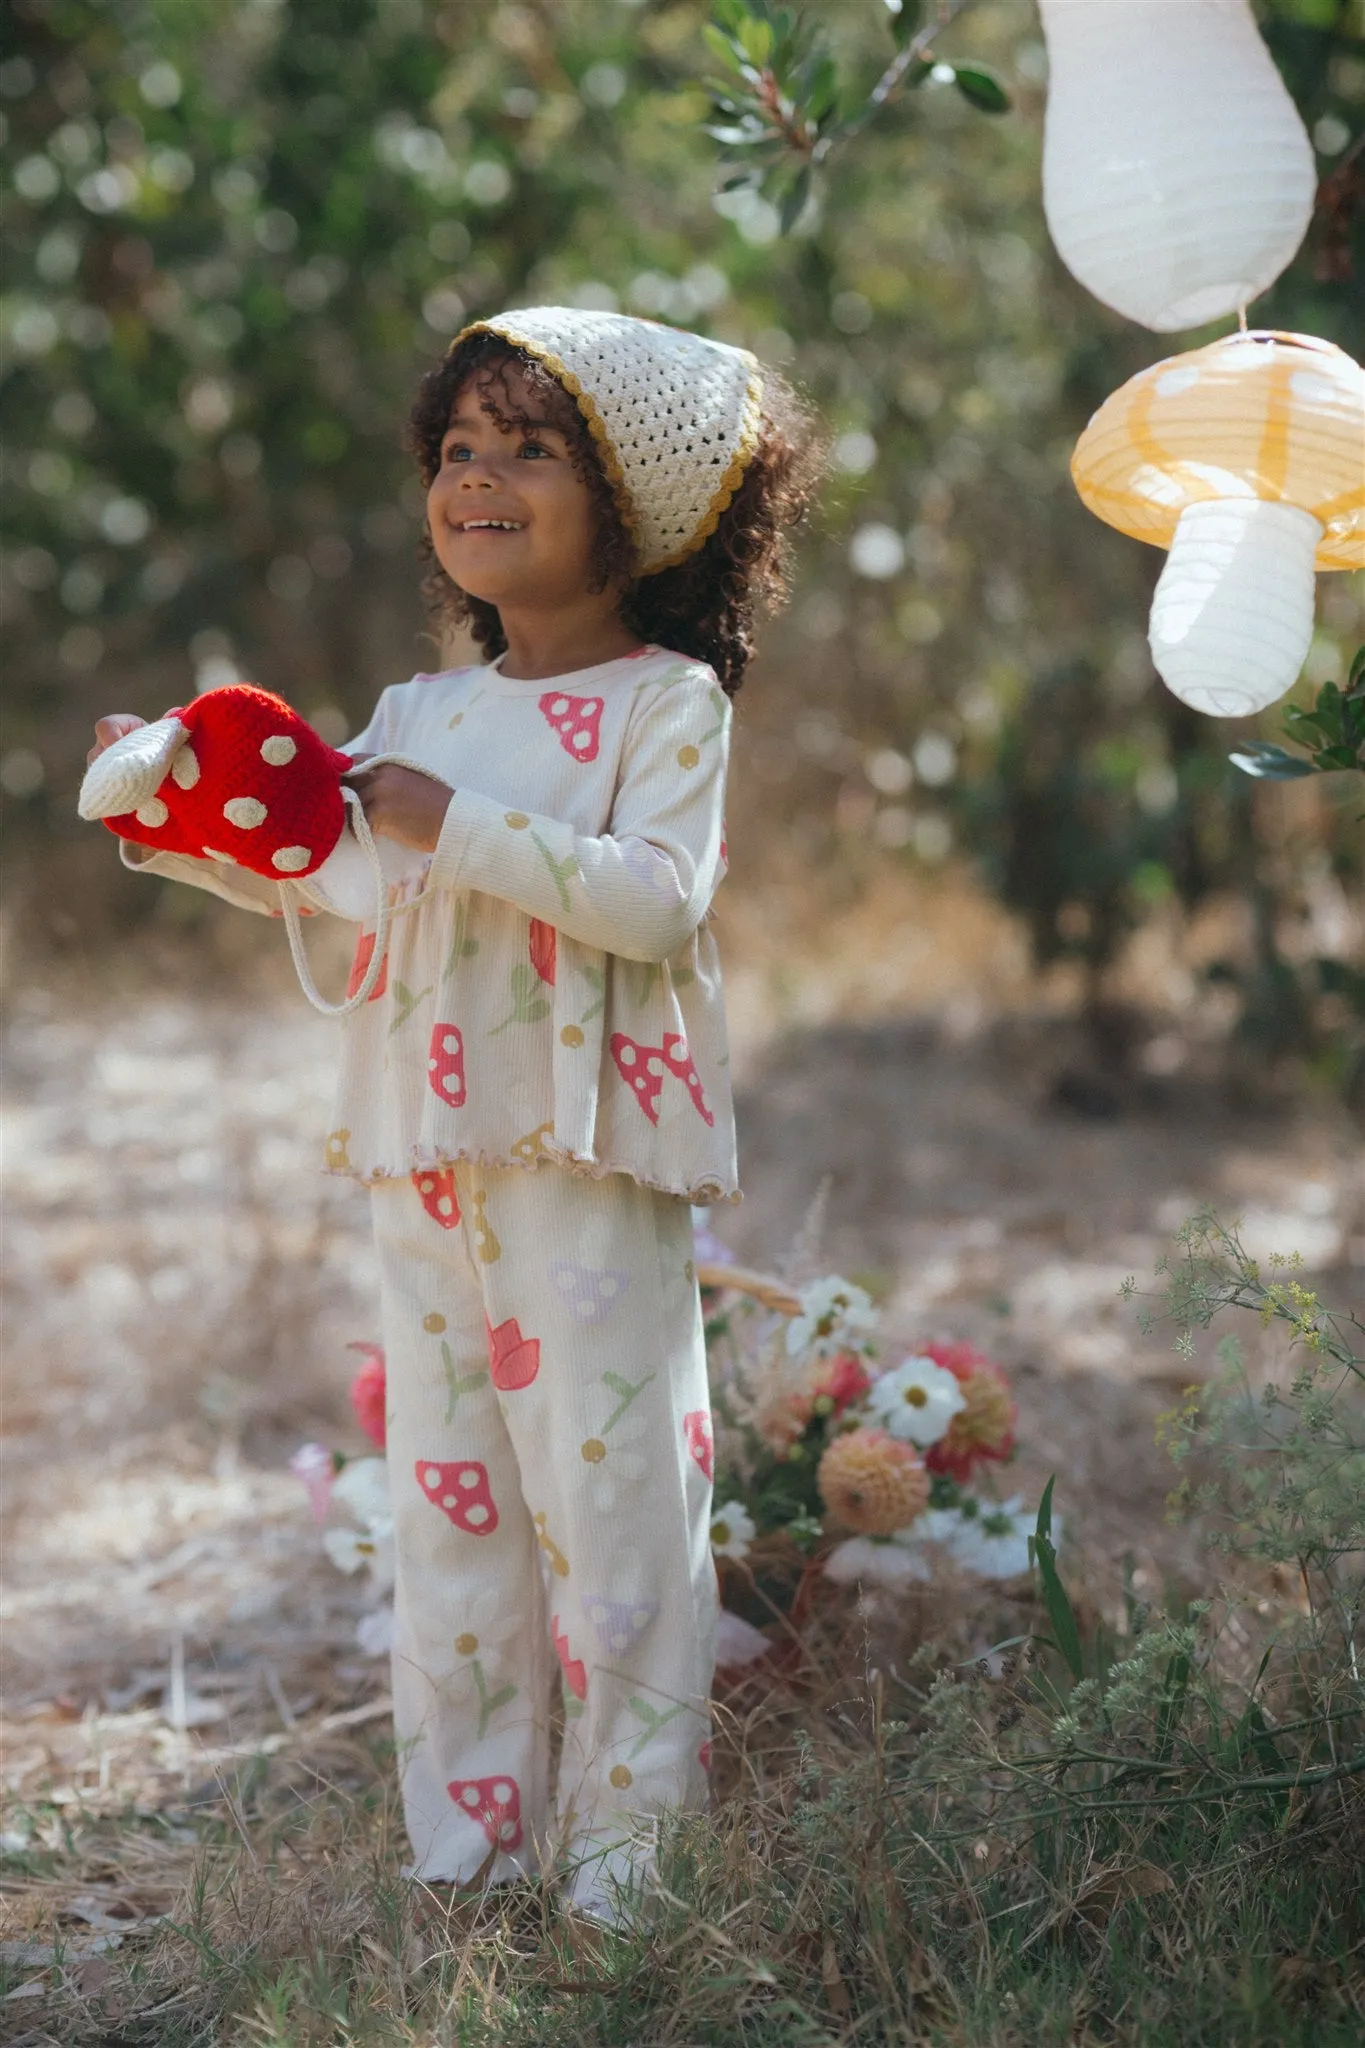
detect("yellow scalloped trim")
[644,363,765,577]
[448,320,764,576]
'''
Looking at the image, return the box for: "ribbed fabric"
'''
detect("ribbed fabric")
[121,646,739,1204]
[372,1162,716,1898]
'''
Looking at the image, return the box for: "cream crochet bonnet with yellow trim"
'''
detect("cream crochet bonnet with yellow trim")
[450,307,764,577]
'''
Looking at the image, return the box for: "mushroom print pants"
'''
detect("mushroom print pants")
[369,1162,717,1905]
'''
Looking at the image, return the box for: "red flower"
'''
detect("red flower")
[815,1349,872,1415]
[347,1342,387,1449]
[921,1342,1017,1482]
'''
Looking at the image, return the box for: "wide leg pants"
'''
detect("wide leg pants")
[370,1162,717,1905]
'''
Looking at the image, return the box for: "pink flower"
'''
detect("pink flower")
[814,1350,872,1415]
[290,1441,336,1524]
[347,1342,387,1449]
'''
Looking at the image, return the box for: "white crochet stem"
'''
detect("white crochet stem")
[77,716,188,819]
[281,788,393,1016]
[1149,498,1322,717]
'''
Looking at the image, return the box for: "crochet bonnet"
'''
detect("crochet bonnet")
[450,307,765,575]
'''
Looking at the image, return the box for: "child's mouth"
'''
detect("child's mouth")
[454,519,525,535]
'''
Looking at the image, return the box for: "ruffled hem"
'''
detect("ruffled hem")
[324,1139,741,1206]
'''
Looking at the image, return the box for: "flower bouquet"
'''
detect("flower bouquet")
[697,1253,1035,1664]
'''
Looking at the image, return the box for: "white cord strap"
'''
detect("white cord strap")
[280,786,392,1016]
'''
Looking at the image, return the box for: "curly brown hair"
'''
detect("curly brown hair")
[407,328,824,696]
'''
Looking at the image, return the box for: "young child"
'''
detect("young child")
[90,307,820,1923]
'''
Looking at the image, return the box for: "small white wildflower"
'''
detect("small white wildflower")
[823,1536,933,1588]
[785,1275,877,1360]
[332,1455,393,1536]
[948,1497,1035,1580]
[355,1604,394,1657]
[864,1353,966,1447]
[710,1500,757,1560]
[322,1523,394,1590]
[714,1608,772,1667]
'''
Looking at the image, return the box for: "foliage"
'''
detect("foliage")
[700,0,1008,231]
[1232,643,1365,780]
[1,0,1361,1086]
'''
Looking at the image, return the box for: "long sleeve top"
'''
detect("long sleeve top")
[119,644,739,1203]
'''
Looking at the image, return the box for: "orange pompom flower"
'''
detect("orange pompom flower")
[922,1341,1017,1483]
[817,1427,930,1536]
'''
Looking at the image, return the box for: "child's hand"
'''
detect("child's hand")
[342,761,455,852]
[87,713,145,765]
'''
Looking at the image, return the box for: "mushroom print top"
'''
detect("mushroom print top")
[121,646,739,1204]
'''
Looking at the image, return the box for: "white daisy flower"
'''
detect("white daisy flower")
[785,1276,878,1361]
[823,1536,933,1588]
[864,1354,966,1448]
[709,1500,756,1560]
[946,1498,1035,1581]
[322,1523,395,1591]
[577,1408,651,1513]
[452,1585,526,1662]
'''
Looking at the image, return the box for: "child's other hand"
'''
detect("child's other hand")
[342,762,454,852]
[87,713,145,765]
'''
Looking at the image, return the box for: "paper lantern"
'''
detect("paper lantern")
[1071,332,1365,717]
[1039,0,1316,332]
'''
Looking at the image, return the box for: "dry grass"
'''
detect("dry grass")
[3,909,1362,2043]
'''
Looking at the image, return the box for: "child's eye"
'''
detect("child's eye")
[518,440,549,458]
[443,442,471,463]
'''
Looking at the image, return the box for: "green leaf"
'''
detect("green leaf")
[1228,743,1315,780]
[737,15,774,66]
[1347,643,1365,696]
[778,163,813,233]
[1031,1481,1084,1683]
[884,0,924,48]
[1152,1650,1190,1762]
[952,63,1011,114]
[701,24,746,73]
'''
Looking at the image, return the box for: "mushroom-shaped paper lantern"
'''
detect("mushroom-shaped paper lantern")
[1071,332,1364,717]
[1039,0,1315,332]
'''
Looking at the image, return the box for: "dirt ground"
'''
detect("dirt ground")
[2,885,1362,1826]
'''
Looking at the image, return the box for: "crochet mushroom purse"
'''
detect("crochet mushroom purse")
[77,683,431,1014]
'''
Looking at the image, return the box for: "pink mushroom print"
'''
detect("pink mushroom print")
[427,1022,466,1107]
[485,1313,541,1391]
[415,1458,499,1535]
[551,1615,588,1701]
[538,692,603,762]
[446,1774,523,1854]
[683,1409,714,1481]
[412,1167,460,1229]
[609,1031,714,1127]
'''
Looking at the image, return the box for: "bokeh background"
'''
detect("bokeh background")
[1,0,1363,1794]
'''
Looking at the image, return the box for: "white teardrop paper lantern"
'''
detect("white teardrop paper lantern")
[1148,500,1320,716]
[1039,0,1316,332]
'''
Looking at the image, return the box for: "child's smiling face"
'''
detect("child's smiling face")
[426,358,617,613]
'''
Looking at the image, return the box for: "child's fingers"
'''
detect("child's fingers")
[87,713,146,764]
